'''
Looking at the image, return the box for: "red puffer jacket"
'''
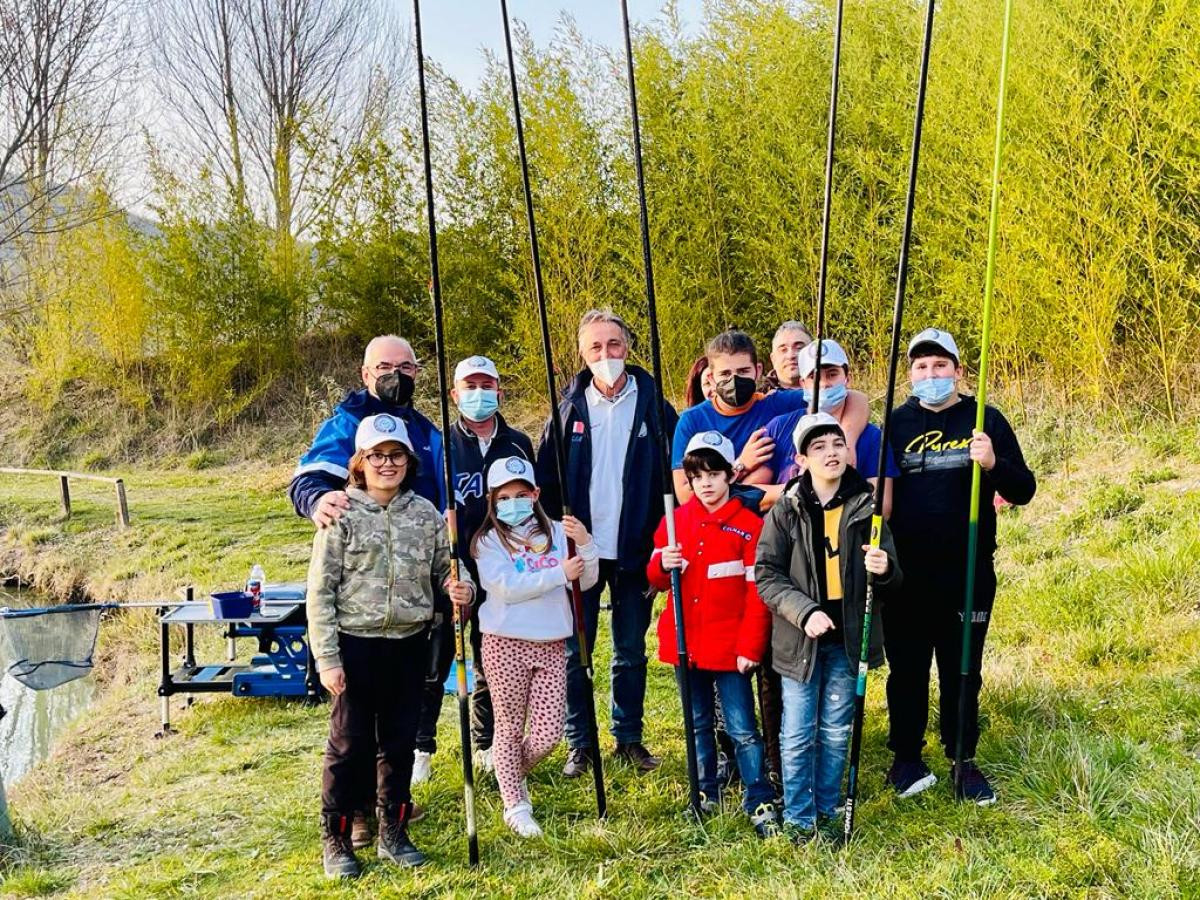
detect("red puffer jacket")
[647,495,771,671]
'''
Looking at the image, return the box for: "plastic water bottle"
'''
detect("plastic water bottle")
[247,564,266,612]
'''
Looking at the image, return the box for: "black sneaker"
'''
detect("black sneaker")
[562,746,597,778]
[783,822,817,845]
[321,814,361,879]
[749,802,781,838]
[376,804,427,867]
[816,813,845,844]
[886,758,938,798]
[952,760,997,806]
[614,742,661,771]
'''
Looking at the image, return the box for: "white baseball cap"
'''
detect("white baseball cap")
[793,412,845,454]
[487,456,537,491]
[355,414,414,452]
[684,430,736,466]
[454,355,500,383]
[798,339,850,378]
[908,327,960,364]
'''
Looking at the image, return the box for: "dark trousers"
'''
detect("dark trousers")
[414,608,494,754]
[566,559,652,748]
[321,631,427,815]
[882,565,996,761]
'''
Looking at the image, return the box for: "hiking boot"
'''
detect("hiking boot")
[503,801,544,838]
[350,811,373,850]
[952,759,997,806]
[376,803,427,867]
[473,746,495,774]
[886,758,937,798]
[614,742,661,772]
[562,746,597,778]
[411,749,433,785]
[321,814,361,879]
[750,802,781,838]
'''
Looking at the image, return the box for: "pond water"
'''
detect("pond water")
[0,588,97,791]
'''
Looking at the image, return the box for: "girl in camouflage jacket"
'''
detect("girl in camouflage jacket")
[306,413,473,879]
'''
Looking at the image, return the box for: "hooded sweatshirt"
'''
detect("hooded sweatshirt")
[887,394,1035,583]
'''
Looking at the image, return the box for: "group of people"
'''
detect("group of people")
[294,311,1035,878]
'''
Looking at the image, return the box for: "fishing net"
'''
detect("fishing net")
[0,604,112,691]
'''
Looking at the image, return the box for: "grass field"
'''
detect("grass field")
[1,423,1200,898]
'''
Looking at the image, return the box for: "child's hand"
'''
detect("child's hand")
[320,665,346,696]
[562,515,591,547]
[445,578,474,609]
[736,655,758,674]
[661,544,684,571]
[804,610,835,639]
[969,429,996,470]
[862,545,889,576]
[563,553,585,582]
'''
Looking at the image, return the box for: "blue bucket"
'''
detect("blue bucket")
[210,591,254,619]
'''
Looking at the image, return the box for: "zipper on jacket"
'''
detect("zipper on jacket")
[383,501,394,629]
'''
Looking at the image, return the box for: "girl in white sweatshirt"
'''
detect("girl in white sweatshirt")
[471,456,598,837]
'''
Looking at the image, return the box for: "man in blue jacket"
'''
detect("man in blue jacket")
[289,334,445,523]
[536,309,678,777]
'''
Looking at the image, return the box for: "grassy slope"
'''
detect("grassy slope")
[2,427,1200,898]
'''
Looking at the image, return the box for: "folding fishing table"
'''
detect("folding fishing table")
[156,584,319,735]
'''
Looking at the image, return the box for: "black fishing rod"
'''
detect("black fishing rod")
[498,0,607,820]
[843,0,938,846]
[412,0,479,865]
[617,0,702,822]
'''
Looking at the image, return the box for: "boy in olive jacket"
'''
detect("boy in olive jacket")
[755,413,901,841]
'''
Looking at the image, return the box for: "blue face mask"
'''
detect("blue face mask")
[912,376,956,406]
[496,497,535,526]
[457,388,499,423]
[802,382,848,412]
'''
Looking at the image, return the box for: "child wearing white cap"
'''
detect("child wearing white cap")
[647,431,777,835]
[470,456,598,837]
[306,414,473,878]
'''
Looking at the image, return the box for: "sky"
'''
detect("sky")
[409,0,706,89]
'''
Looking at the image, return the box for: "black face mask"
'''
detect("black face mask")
[375,371,415,407]
[715,374,756,407]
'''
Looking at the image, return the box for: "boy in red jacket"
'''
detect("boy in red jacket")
[648,431,778,836]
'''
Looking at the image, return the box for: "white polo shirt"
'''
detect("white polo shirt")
[586,376,638,560]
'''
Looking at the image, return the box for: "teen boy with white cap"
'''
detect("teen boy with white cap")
[883,328,1035,805]
[412,356,535,784]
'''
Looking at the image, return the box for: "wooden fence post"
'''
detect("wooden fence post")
[58,475,71,519]
[115,479,130,528]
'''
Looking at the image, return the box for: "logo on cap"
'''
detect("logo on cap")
[375,414,398,433]
[702,432,723,447]
[470,356,488,366]
[505,458,526,474]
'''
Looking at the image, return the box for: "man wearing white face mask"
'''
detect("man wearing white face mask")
[535,308,678,778]
[413,356,534,784]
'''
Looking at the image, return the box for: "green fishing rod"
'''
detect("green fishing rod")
[955,0,1015,796]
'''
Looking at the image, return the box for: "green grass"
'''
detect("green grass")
[2,431,1200,898]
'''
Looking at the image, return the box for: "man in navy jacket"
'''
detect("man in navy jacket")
[536,309,678,777]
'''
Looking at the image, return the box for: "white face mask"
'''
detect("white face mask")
[588,357,626,388]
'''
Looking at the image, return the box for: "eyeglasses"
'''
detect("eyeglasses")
[365,450,410,468]
[371,361,421,376]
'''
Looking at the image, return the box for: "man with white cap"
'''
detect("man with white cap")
[412,355,536,781]
[882,327,1035,806]
[536,308,677,777]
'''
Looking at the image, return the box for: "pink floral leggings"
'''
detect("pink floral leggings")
[481,634,567,808]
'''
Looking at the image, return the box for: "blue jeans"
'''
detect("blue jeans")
[565,560,652,748]
[780,642,856,828]
[676,667,775,814]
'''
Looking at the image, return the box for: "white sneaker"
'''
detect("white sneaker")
[411,750,433,786]
[473,747,494,774]
[503,801,543,838]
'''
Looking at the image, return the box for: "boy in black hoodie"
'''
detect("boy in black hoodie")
[883,328,1036,805]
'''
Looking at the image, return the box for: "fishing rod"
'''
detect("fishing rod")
[498,0,607,820]
[809,0,846,414]
[617,0,702,822]
[843,0,938,846]
[955,0,1014,798]
[412,0,479,864]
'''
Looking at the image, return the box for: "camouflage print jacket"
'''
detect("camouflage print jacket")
[306,486,469,671]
